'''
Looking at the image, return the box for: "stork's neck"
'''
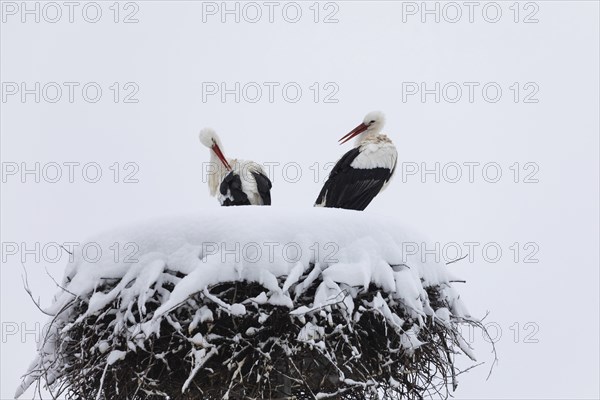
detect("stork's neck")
[355,129,381,146]
[207,151,233,196]
[210,151,232,177]
[210,150,220,167]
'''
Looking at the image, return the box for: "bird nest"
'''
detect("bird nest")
[21,264,485,400]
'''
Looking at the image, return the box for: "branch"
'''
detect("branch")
[446,254,469,265]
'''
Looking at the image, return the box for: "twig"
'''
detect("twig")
[20,264,53,316]
[59,245,73,256]
[446,254,469,265]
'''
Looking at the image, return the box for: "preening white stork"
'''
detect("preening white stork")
[199,128,272,206]
[315,111,397,211]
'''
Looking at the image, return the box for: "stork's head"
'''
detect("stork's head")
[199,128,232,171]
[339,111,386,145]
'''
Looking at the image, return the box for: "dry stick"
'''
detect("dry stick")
[20,264,80,398]
[45,266,77,297]
[437,331,458,392]
[420,311,475,398]
[290,289,350,316]
[446,254,470,284]
[455,315,499,381]
[455,361,485,377]
[59,244,73,256]
[445,254,469,265]
[20,263,53,316]
[472,313,499,379]
[25,270,480,395]
[288,358,318,400]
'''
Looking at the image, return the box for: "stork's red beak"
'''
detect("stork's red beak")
[339,122,369,145]
[212,144,232,171]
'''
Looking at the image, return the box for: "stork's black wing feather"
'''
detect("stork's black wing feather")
[316,148,360,206]
[220,171,251,206]
[251,171,272,205]
[315,147,393,211]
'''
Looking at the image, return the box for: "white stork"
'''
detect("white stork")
[199,128,272,206]
[315,111,397,211]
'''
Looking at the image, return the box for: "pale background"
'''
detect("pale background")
[1,1,599,398]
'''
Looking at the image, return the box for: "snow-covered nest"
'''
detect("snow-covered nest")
[16,207,483,400]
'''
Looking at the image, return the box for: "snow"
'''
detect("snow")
[40,207,459,319]
[106,350,127,365]
[56,207,453,306]
[15,206,471,398]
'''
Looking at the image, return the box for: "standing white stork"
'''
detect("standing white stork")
[315,111,397,211]
[199,128,272,206]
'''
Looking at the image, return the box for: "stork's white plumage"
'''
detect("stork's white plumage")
[199,128,272,206]
[315,111,397,211]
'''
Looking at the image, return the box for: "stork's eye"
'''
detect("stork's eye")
[370,120,376,124]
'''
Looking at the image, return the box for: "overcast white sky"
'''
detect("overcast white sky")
[1,1,599,399]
